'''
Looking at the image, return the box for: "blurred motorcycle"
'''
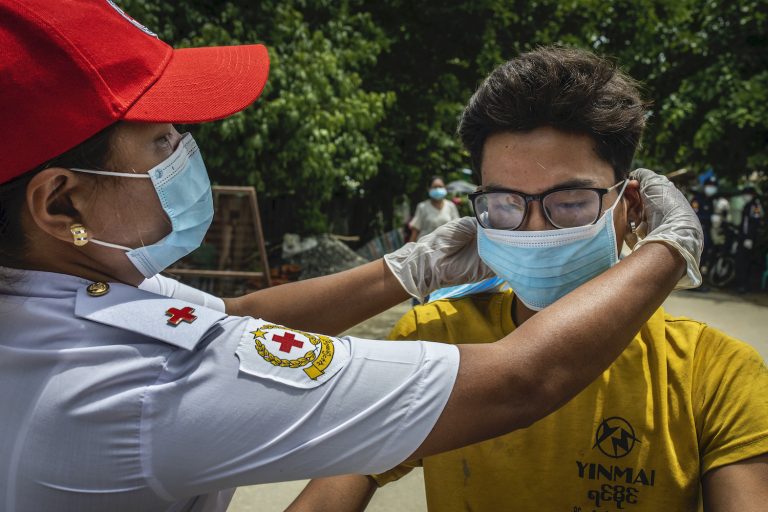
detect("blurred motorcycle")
[707,222,740,288]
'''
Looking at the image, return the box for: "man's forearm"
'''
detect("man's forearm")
[223,259,409,335]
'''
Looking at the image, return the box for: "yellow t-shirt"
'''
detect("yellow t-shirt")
[373,290,768,511]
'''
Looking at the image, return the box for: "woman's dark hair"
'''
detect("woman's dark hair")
[429,175,445,187]
[0,122,120,267]
[458,46,649,181]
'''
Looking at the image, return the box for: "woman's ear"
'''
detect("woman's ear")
[25,167,86,244]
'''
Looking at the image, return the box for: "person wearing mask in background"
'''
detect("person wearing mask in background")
[0,4,702,511]
[408,176,460,242]
[289,47,767,512]
[691,176,718,277]
[735,186,765,293]
[711,189,731,247]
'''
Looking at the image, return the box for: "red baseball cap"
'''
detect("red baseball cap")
[0,0,270,184]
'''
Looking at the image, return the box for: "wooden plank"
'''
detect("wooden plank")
[246,188,273,287]
[167,269,265,279]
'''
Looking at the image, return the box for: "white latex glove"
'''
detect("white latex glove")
[384,217,494,303]
[629,168,703,289]
[139,274,226,312]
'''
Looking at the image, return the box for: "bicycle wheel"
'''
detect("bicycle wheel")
[708,256,736,288]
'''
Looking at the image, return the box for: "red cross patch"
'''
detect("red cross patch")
[271,331,305,353]
[238,322,348,388]
[165,306,197,326]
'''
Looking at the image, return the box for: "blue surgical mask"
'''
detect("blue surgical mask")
[71,133,214,278]
[477,181,627,311]
[429,187,447,200]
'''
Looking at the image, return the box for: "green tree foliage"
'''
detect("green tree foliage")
[119,0,766,239]
[524,0,768,181]
[363,0,766,187]
[121,0,391,236]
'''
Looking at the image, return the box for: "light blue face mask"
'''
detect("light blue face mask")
[477,180,627,311]
[429,187,447,200]
[71,133,214,278]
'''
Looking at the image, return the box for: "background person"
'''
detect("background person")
[711,190,731,246]
[735,186,765,293]
[690,175,718,276]
[289,47,767,512]
[408,176,460,242]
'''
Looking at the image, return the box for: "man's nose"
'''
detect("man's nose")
[519,200,555,231]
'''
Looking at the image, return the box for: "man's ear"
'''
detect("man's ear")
[623,179,644,225]
[622,179,645,248]
[25,167,88,244]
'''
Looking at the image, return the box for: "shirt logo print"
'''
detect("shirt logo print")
[593,416,639,458]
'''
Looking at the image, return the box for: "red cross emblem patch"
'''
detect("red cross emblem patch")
[249,325,335,380]
[236,321,349,388]
[165,306,197,326]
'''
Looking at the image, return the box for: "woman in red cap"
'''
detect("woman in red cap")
[0,1,701,511]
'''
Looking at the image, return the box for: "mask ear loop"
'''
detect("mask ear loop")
[607,179,630,210]
[70,168,152,178]
[89,238,133,252]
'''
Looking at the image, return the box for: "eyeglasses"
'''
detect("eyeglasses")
[469,181,625,230]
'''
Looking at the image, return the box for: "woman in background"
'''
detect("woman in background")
[408,176,460,242]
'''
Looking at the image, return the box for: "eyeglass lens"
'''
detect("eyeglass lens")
[476,188,602,229]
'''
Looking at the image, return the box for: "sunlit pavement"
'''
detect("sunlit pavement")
[229,289,768,512]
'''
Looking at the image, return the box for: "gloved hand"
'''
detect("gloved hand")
[384,217,494,303]
[629,168,703,289]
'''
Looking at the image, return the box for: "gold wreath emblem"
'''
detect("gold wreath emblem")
[251,324,335,380]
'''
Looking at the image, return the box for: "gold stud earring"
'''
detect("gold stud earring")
[70,223,89,246]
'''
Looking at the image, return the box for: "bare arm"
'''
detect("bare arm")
[408,228,419,243]
[286,475,377,512]
[223,259,408,335]
[411,241,685,459]
[703,454,768,511]
[223,217,489,335]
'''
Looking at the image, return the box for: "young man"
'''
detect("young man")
[288,47,768,511]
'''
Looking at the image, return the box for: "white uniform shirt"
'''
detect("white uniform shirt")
[409,200,460,240]
[0,268,459,512]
